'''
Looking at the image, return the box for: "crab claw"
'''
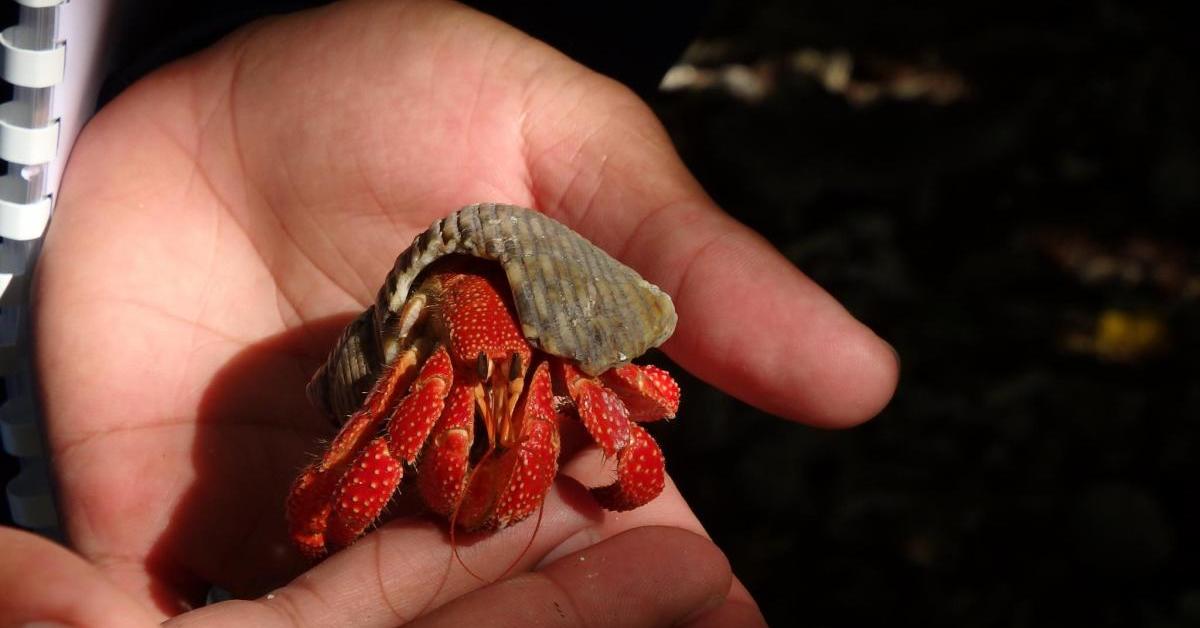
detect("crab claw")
[286,470,337,559]
[286,346,419,558]
[590,423,665,511]
[287,346,454,557]
[326,346,454,549]
[327,438,402,548]
[601,364,681,421]
[558,361,671,512]
[458,361,561,529]
[416,382,477,518]
[557,362,632,457]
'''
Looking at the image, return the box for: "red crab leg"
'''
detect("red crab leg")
[457,361,561,530]
[556,361,632,457]
[416,381,477,518]
[322,345,455,550]
[288,346,453,556]
[600,364,681,421]
[287,350,419,557]
[590,423,666,511]
[385,346,455,463]
[325,437,402,549]
[557,361,672,512]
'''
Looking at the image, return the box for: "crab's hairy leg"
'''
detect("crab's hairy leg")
[590,423,666,511]
[556,361,632,457]
[555,362,674,512]
[286,349,418,558]
[326,437,402,549]
[457,361,560,529]
[286,471,339,559]
[416,381,477,518]
[601,363,681,422]
[386,345,454,462]
[323,345,456,550]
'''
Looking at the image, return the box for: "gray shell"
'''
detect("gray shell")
[308,203,677,419]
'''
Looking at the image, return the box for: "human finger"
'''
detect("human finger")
[411,526,731,628]
[682,577,767,627]
[552,177,899,430]
[548,446,768,626]
[651,202,900,427]
[0,526,159,627]
[167,473,695,627]
[519,72,899,427]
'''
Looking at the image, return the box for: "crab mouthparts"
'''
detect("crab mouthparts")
[475,351,529,452]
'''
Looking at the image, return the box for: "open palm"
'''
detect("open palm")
[29,0,896,624]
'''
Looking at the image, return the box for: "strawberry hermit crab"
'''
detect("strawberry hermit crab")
[287,204,682,557]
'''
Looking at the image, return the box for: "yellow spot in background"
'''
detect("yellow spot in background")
[1063,309,1168,363]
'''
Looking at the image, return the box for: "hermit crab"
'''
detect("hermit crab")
[287,203,682,558]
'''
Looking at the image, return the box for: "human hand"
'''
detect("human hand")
[29,0,896,623]
[0,524,739,626]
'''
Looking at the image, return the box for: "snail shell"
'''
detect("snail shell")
[308,203,677,419]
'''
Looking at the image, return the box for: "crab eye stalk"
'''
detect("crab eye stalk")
[476,352,490,380]
[509,352,523,381]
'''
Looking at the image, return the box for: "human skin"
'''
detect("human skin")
[4,0,897,625]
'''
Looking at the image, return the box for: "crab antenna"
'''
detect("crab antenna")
[449,446,497,584]
[496,497,547,582]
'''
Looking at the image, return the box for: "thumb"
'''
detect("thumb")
[523,76,899,426]
[0,526,160,626]
[633,200,900,427]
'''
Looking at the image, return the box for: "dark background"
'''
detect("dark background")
[649,2,1199,626]
[4,1,1198,626]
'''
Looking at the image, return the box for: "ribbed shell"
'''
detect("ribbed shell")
[307,203,677,419]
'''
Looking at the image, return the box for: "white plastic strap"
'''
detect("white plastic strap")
[14,0,65,7]
[3,0,72,541]
[0,172,52,240]
[0,100,59,165]
[0,195,51,240]
[1,26,65,88]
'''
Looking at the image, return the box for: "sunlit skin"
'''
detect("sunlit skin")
[4,0,897,625]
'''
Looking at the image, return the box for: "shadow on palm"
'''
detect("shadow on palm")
[140,314,348,610]
[157,307,611,614]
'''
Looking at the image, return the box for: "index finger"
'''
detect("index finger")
[411,527,734,628]
[520,85,899,426]
[164,479,623,627]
